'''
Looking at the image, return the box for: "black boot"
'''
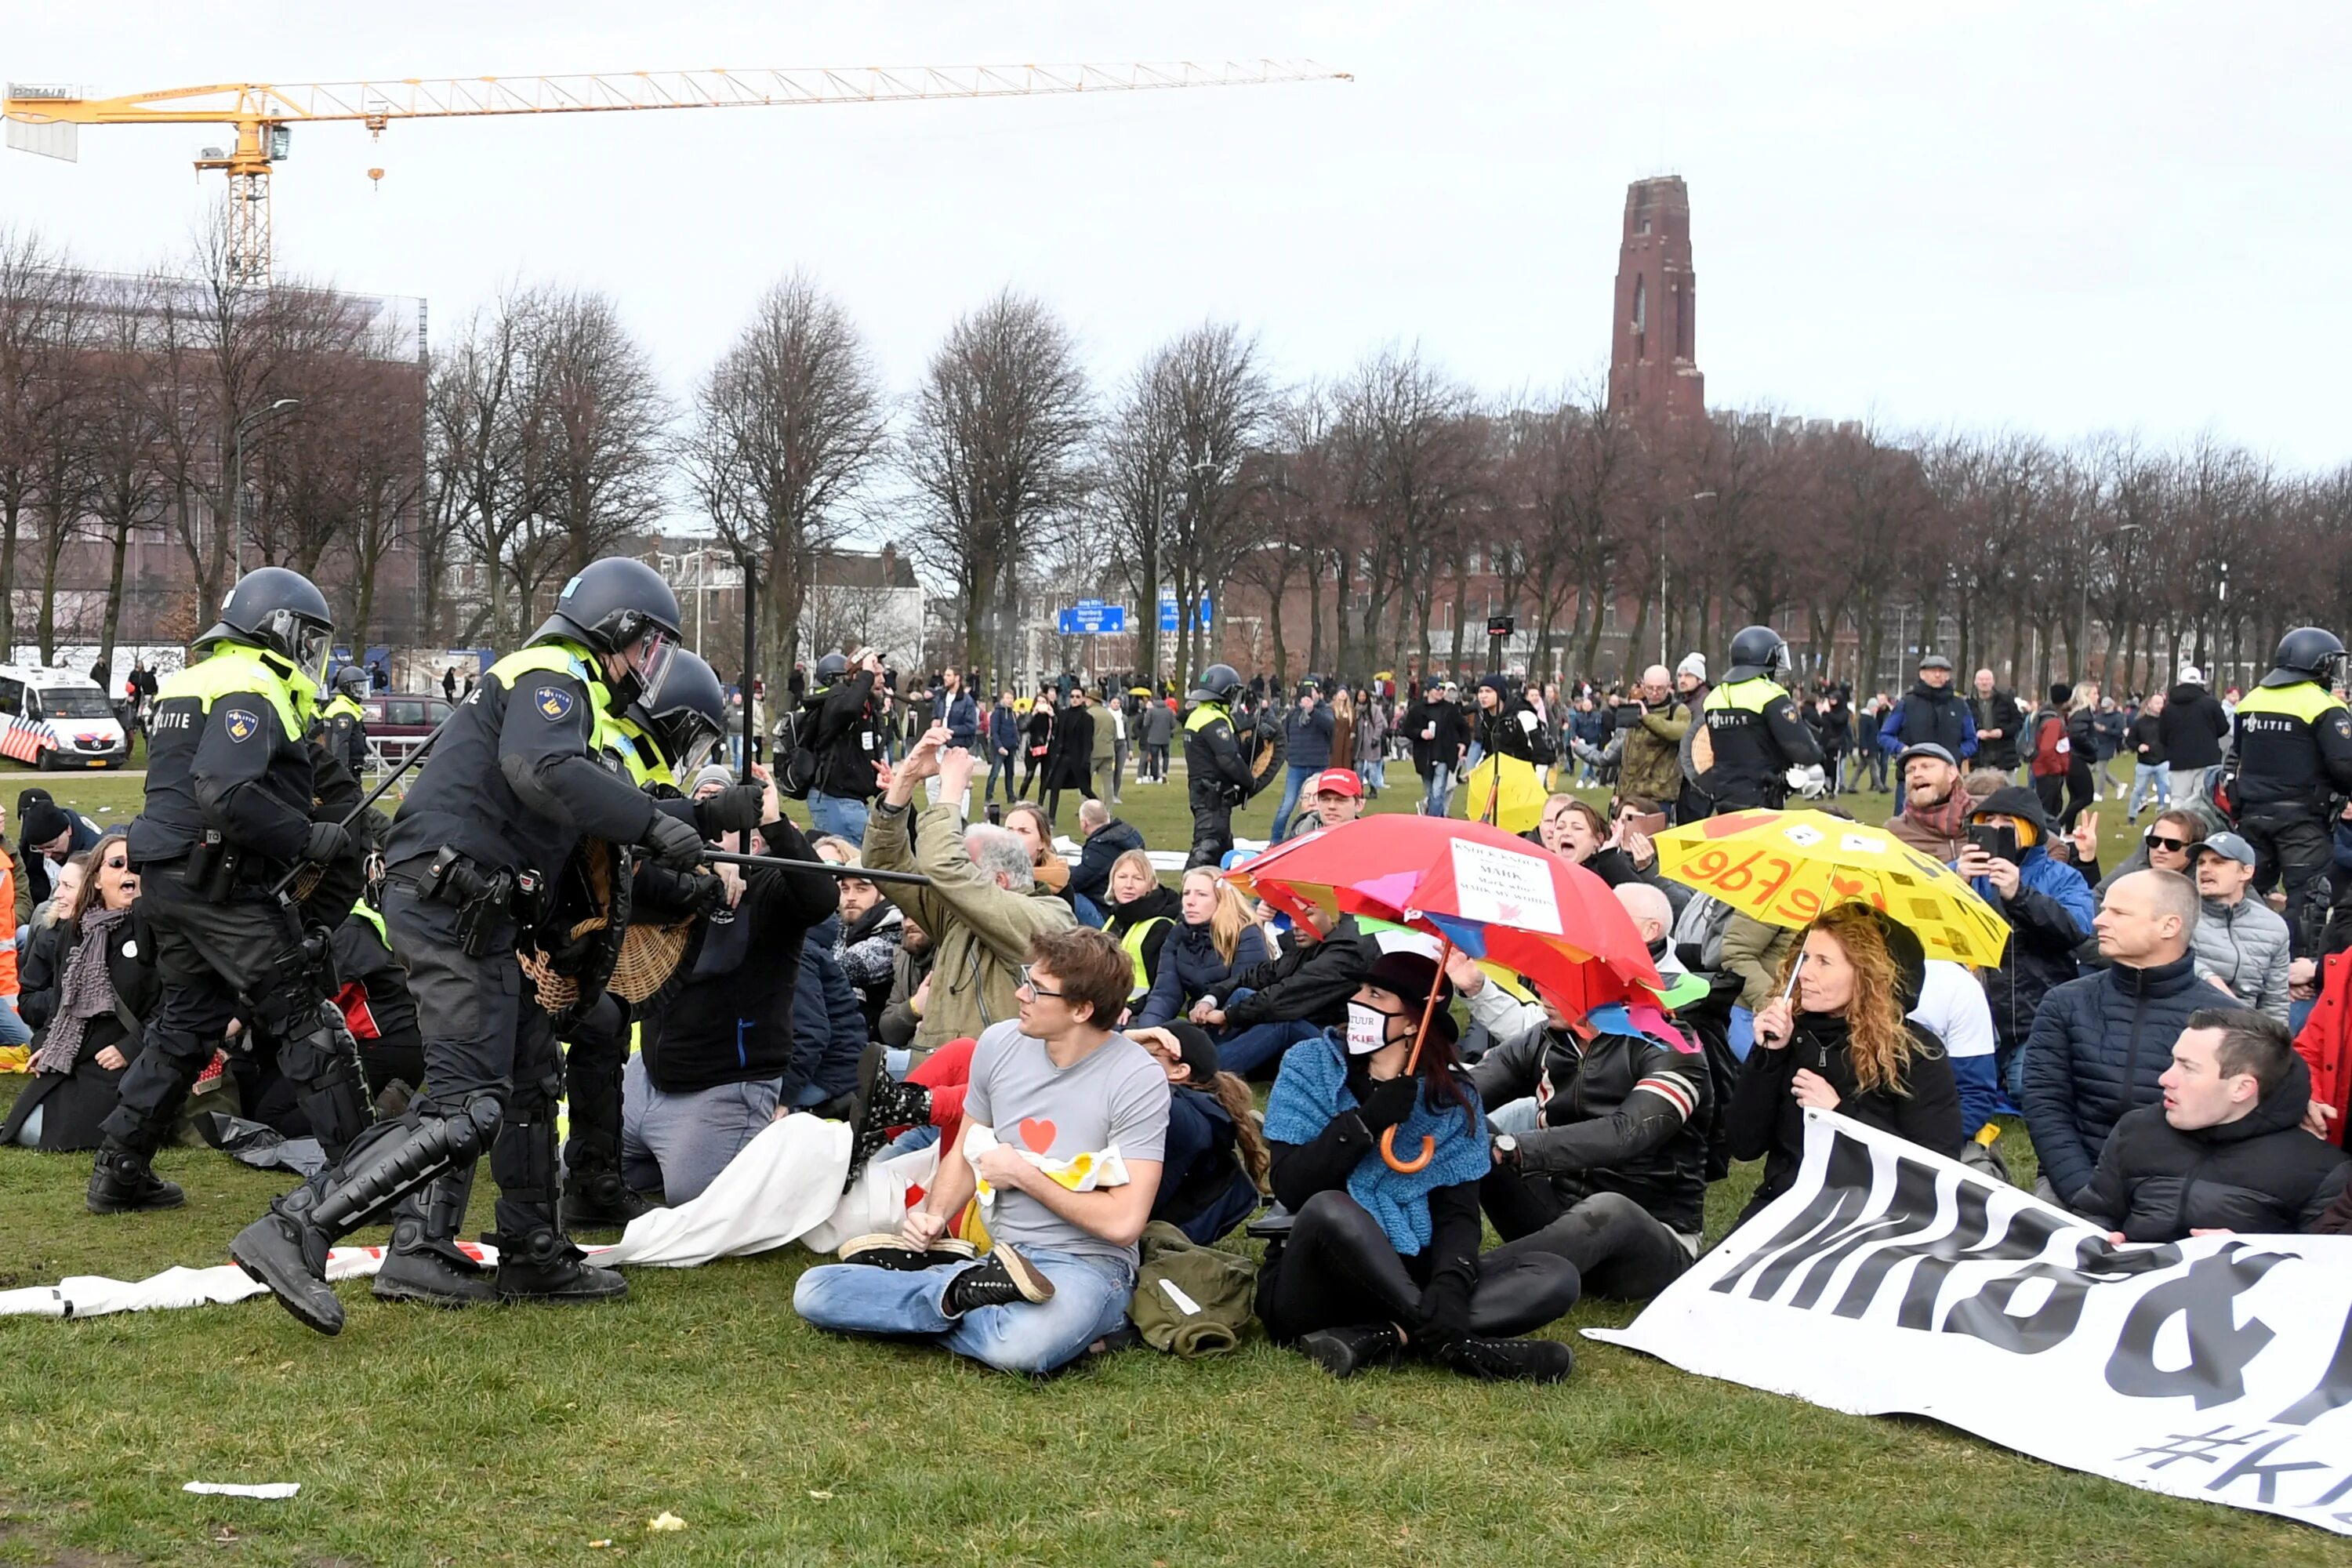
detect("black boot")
[561,1167,654,1231]
[843,1044,929,1188]
[374,1163,499,1308]
[492,1227,628,1305]
[232,1097,503,1336]
[1296,1323,1404,1378]
[941,1247,1054,1315]
[87,1138,185,1214]
[1432,1336,1575,1383]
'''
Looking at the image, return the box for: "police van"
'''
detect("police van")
[0,665,132,769]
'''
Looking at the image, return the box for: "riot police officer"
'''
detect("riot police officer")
[318,662,371,777]
[1696,626,1823,813]
[233,557,731,1333]
[1183,663,1257,868]
[93,568,369,1214]
[2227,626,2352,956]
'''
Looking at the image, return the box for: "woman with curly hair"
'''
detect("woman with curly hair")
[1723,903,1963,1225]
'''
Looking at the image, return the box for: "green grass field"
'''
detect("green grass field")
[2,762,2334,1566]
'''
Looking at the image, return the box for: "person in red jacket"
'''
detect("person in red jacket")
[2294,949,2352,1145]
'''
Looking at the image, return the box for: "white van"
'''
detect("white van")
[0,665,131,770]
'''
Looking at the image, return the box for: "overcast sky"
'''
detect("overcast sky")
[5,2,2347,484]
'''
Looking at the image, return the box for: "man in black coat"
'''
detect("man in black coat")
[2074,1007,2347,1241]
[1403,681,1470,818]
[2158,663,2231,808]
[1969,667,2024,776]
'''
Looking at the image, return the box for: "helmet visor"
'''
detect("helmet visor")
[269,611,334,694]
[667,714,724,778]
[626,630,679,713]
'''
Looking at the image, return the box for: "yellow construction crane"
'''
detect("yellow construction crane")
[4,60,1348,283]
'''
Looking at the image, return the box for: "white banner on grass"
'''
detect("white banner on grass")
[1588,1109,2352,1535]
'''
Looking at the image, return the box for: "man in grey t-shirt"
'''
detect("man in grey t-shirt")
[794,928,1169,1374]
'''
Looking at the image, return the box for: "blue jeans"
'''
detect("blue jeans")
[1215,987,1318,1076]
[808,791,870,846]
[985,750,1013,801]
[2127,761,2169,818]
[1269,764,1318,845]
[1423,764,1454,817]
[793,1244,1134,1374]
[0,994,28,1049]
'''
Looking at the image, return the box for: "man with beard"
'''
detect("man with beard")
[1879,655,1978,812]
[1884,743,1972,862]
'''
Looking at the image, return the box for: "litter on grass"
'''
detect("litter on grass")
[183,1481,299,1499]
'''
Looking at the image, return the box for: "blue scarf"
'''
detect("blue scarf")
[1261,1033,1490,1256]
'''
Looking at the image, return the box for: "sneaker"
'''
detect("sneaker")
[837,1232,980,1271]
[1432,1335,1575,1383]
[1298,1323,1403,1377]
[86,1145,185,1214]
[941,1246,1054,1315]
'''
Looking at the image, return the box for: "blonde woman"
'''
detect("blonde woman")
[1725,904,1962,1225]
[1134,867,1270,1028]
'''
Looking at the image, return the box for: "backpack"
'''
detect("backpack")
[2029,710,2071,778]
[773,707,822,800]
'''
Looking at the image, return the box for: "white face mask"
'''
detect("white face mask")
[1345,1002,1396,1056]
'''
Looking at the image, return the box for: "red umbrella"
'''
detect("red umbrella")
[1229,815,1662,1169]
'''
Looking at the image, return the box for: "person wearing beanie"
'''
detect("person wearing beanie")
[1255,951,1581,1382]
[1127,1020,1269,1244]
[1958,784,2098,1090]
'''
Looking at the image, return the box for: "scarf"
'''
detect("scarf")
[1904,786,1971,846]
[1261,1034,1489,1256]
[33,903,131,1075]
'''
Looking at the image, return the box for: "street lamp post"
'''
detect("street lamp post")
[228,396,302,578]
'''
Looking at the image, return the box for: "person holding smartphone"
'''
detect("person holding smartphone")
[1955,787,2097,1092]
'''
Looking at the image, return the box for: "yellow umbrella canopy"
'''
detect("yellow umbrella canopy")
[1458,753,1549,835]
[1652,808,2012,967]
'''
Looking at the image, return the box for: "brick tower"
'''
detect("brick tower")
[1607,176,1704,423]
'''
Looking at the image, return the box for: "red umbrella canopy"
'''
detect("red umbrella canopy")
[1229,815,1662,1004]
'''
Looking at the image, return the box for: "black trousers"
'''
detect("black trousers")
[2239,808,2336,958]
[383,881,561,1242]
[1185,805,1233,870]
[1480,1172,1696,1303]
[104,877,293,1152]
[561,995,629,1181]
[1254,1190,1581,1345]
[1018,756,1047,799]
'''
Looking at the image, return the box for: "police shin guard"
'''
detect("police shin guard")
[230,1097,503,1336]
[281,1004,376,1166]
[374,1162,498,1309]
[490,1111,627,1307]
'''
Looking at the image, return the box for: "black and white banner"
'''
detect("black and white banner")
[1588,1110,2352,1534]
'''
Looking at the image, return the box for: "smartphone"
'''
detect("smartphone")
[985,802,1003,826]
[1625,811,1668,839]
[1966,822,2019,862]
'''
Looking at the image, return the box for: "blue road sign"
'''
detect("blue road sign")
[1158,592,1212,632]
[1058,603,1127,636]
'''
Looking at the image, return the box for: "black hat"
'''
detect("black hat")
[2049,681,2073,706]
[15,787,54,825]
[21,802,70,849]
[1156,1020,1223,1083]
[1359,951,1459,1044]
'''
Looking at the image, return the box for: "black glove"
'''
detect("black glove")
[684,871,730,914]
[639,811,707,872]
[303,819,352,865]
[695,784,766,837]
[1357,1074,1420,1133]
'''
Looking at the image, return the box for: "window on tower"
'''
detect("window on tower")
[1632,277,1647,359]
[1673,281,1693,361]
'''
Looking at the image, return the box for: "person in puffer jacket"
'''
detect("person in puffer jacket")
[2022,867,2210,1207]
[2078,1007,2347,1241]
[2186,832,2292,1024]
[787,913,873,1112]
[1957,786,2096,1085]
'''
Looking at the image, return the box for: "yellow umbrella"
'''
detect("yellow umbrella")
[1652,808,2011,967]
[1459,753,1548,835]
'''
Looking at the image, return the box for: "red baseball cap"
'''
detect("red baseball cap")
[1312,768,1364,798]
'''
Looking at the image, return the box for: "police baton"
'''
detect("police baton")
[695,847,932,888]
[268,706,460,898]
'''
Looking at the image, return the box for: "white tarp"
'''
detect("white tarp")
[1589,1109,2352,1535]
[0,1112,912,1321]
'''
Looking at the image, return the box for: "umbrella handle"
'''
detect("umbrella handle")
[1380,1126,1435,1174]
[1380,936,1454,1174]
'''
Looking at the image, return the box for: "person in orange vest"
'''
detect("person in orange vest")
[0,819,25,1051]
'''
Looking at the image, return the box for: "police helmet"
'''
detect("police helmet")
[2263,626,2349,688]
[533,557,686,710]
[333,663,370,700]
[815,652,850,684]
[198,567,335,692]
[644,650,729,776]
[1726,625,1792,684]
[1187,663,1245,705]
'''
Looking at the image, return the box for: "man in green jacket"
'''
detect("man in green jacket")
[862,724,1076,1062]
[1617,664,1693,815]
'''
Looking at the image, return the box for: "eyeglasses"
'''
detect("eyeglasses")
[1015,964,1065,1000]
[2144,833,2193,854]
[103,855,128,870]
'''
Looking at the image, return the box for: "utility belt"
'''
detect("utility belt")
[394,847,546,958]
[173,829,290,904]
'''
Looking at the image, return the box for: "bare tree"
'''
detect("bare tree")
[535,288,671,579]
[681,272,889,695]
[0,230,93,660]
[429,286,555,643]
[903,289,1094,677]
[81,271,171,673]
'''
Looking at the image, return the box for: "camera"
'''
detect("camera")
[1486,614,1516,639]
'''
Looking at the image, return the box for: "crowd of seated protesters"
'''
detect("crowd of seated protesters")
[4,833,157,1151]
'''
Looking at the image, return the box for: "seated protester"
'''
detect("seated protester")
[13,793,102,916]
[617,779,840,1207]
[831,859,907,1036]
[874,914,936,1057]
[1100,849,1180,1007]
[793,909,875,1114]
[16,857,85,1029]
[1069,799,1145,914]
[1536,795,1664,892]
[1915,957,2002,1136]
[1472,983,1713,1305]
[1134,868,1272,1029]
[2,835,161,1153]
[1128,1022,1267,1244]
[1257,952,1581,1381]
[1002,800,1073,904]
[1957,786,2096,1091]
[1726,906,1963,1226]
[1283,767,1367,843]
[1193,902,1381,1077]
[2023,869,2212,1208]
[1720,908,1800,1013]
[2077,810,2205,964]
[1883,743,1972,862]
[2187,832,2292,1024]
[794,928,1170,1376]
[2079,1008,2348,1241]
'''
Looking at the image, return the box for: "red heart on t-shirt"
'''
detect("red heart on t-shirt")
[902,1183,925,1207]
[1018,1117,1058,1153]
